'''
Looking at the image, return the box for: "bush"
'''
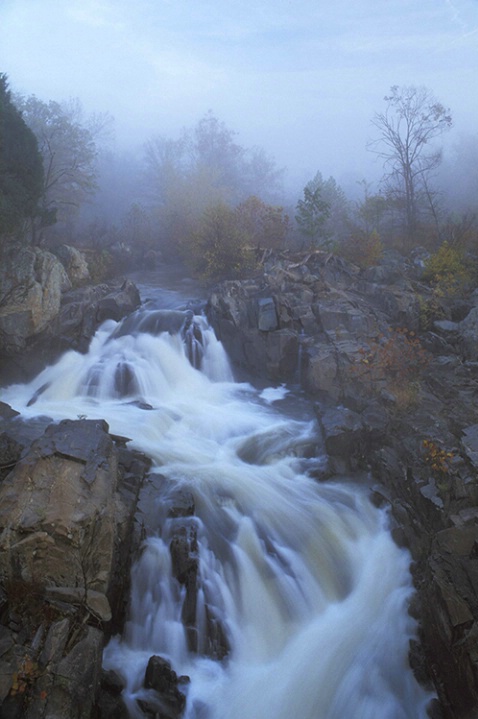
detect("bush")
[422,241,474,296]
[351,327,429,408]
[338,230,383,269]
[184,202,256,280]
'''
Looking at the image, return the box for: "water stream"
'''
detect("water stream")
[1,271,434,719]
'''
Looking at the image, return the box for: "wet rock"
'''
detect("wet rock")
[167,490,195,519]
[96,669,129,719]
[170,525,198,651]
[459,306,478,359]
[0,408,148,719]
[257,297,278,331]
[0,276,141,385]
[318,406,363,458]
[0,433,22,481]
[461,425,478,468]
[208,249,478,716]
[0,419,118,591]
[143,655,186,718]
[53,245,90,286]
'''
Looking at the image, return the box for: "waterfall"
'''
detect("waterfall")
[2,299,434,719]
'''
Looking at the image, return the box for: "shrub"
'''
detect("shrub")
[184,202,256,280]
[422,242,474,297]
[338,230,383,269]
[351,327,429,408]
[422,438,455,476]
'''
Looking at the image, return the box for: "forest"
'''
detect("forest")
[1,72,478,287]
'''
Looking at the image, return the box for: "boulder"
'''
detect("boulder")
[0,278,141,385]
[143,655,187,719]
[54,244,90,286]
[318,406,363,458]
[0,247,70,354]
[459,307,478,359]
[0,412,150,719]
[0,419,118,592]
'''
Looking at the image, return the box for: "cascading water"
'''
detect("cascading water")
[1,291,434,719]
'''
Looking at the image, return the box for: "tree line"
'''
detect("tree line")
[1,72,477,281]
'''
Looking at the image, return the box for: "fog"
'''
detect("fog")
[1,0,477,197]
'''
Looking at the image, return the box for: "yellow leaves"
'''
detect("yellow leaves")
[422,439,454,476]
[9,655,44,700]
[423,242,473,297]
[352,327,429,384]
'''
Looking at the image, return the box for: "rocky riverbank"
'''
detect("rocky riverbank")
[0,407,151,718]
[1,245,477,717]
[208,248,478,719]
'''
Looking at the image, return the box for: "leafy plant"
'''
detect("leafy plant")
[422,241,474,296]
[10,655,43,698]
[295,173,331,247]
[422,438,455,476]
[355,327,429,384]
[339,230,383,269]
[184,202,256,280]
[351,327,429,408]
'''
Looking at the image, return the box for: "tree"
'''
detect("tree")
[235,195,289,250]
[14,94,100,242]
[369,85,452,243]
[143,114,284,259]
[186,202,253,280]
[354,180,389,236]
[191,112,245,200]
[295,173,331,246]
[0,74,43,238]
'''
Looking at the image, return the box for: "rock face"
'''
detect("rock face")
[168,489,229,660]
[0,246,71,355]
[0,411,150,719]
[0,419,119,593]
[141,655,187,718]
[53,244,91,286]
[208,249,478,719]
[0,243,141,385]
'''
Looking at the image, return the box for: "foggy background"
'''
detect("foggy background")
[1,0,477,197]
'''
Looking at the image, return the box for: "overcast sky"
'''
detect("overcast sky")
[0,0,477,193]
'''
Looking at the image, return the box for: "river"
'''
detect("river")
[1,269,434,719]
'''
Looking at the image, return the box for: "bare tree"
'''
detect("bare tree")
[13,95,108,243]
[369,85,452,243]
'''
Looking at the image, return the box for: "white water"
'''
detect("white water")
[1,300,434,719]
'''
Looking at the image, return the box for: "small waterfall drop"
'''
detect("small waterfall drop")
[1,295,434,719]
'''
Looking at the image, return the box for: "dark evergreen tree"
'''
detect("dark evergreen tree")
[0,74,44,238]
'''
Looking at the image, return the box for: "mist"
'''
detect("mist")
[1,0,477,190]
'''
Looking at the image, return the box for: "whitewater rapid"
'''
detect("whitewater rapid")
[1,298,434,719]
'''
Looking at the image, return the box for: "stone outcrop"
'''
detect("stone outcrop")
[0,246,71,355]
[0,251,140,385]
[208,248,478,719]
[140,655,188,719]
[53,244,91,286]
[168,490,229,660]
[0,410,150,719]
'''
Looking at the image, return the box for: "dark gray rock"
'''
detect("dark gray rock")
[143,655,186,718]
[257,297,278,331]
[318,406,363,457]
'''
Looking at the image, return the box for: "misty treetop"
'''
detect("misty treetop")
[369,85,453,244]
[1,73,477,283]
[12,94,111,244]
[141,111,286,262]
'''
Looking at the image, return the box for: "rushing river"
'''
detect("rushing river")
[1,271,434,719]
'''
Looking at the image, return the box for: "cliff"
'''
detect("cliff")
[208,248,478,719]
